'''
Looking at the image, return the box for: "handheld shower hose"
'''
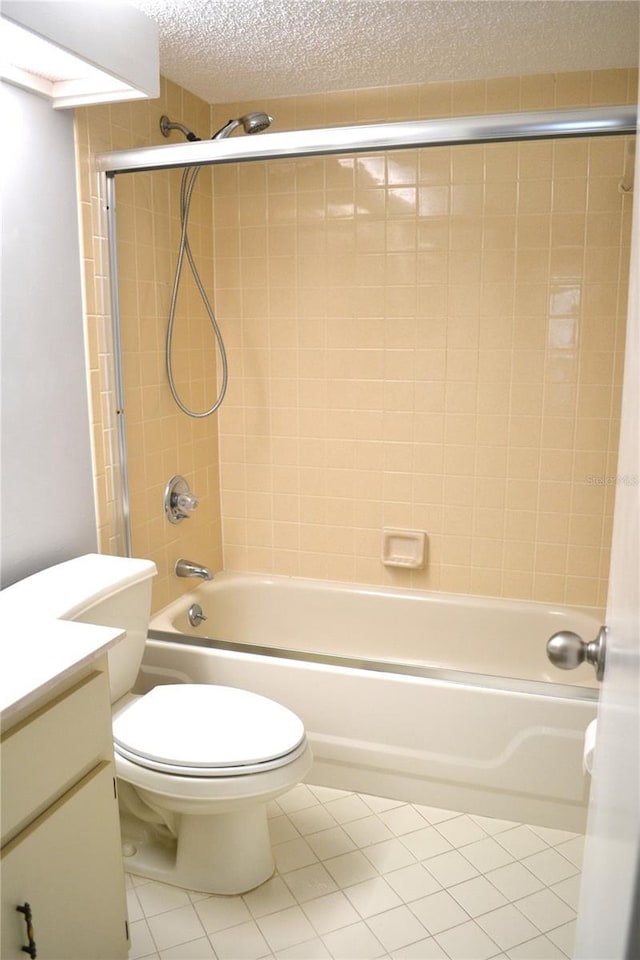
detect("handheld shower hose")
[162,112,272,418]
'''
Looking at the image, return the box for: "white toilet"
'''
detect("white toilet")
[1,554,312,894]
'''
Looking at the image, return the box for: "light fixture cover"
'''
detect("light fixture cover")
[0,0,159,108]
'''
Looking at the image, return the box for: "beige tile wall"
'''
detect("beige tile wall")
[211,69,636,607]
[76,79,223,610]
[77,69,635,612]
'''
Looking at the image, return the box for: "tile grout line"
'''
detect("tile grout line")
[128,785,580,960]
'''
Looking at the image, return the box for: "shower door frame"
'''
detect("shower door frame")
[96,105,637,556]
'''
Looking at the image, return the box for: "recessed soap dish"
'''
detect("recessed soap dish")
[382,529,427,569]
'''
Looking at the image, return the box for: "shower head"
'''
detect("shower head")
[159,115,201,142]
[211,111,273,140]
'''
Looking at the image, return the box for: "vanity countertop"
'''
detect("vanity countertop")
[0,618,123,727]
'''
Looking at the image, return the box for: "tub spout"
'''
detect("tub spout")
[175,559,214,581]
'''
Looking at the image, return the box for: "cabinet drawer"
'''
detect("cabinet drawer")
[1,761,128,959]
[1,671,111,844]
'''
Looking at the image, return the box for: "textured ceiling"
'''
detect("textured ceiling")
[130,0,639,104]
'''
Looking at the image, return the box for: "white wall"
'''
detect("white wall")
[1,81,97,587]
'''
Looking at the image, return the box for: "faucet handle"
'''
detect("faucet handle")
[175,491,199,513]
[164,475,199,524]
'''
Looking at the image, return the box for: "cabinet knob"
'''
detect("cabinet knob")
[16,902,37,958]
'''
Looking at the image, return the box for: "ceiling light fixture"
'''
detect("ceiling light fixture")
[0,1,158,109]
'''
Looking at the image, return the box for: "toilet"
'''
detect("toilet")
[0,554,313,894]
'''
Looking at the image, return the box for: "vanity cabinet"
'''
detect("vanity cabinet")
[1,656,128,959]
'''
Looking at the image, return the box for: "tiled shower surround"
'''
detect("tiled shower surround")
[76,69,636,611]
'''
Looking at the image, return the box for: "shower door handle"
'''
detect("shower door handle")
[546,625,607,681]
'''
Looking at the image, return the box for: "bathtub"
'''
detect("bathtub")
[145,572,600,832]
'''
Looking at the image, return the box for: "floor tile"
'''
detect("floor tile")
[343,876,403,918]
[278,785,321,814]
[409,889,471,935]
[188,889,210,904]
[475,904,540,951]
[362,837,417,873]
[447,875,508,917]
[526,825,578,847]
[128,919,157,960]
[485,862,544,901]
[546,919,577,958]
[342,815,395,847]
[137,881,192,917]
[422,849,479,888]
[159,938,215,959]
[275,936,331,959]
[366,904,430,951]
[549,875,581,911]
[127,888,144,922]
[208,919,271,960]
[384,863,441,901]
[520,849,579,886]
[514,888,575,933]
[269,815,301,844]
[321,920,386,959]
[379,805,430,836]
[146,904,207,951]
[257,905,317,952]
[400,826,453,860]
[554,836,584,869]
[307,785,352,804]
[389,936,449,959]
[434,919,501,960]
[323,794,372,824]
[289,805,339,836]
[413,805,460,825]
[195,895,252,934]
[306,826,358,861]
[506,934,567,958]
[301,891,361,934]
[129,874,154,889]
[460,837,515,873]
[360,793,407,813]
[282,863,338,903]
[469,815,519,836]
[324,850,379,888]
[434,815,488,849]
[243,877,297,919]
[273,837,319,873]
[493,826,550,860]
[125,785,585,960]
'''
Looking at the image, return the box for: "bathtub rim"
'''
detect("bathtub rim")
[147,629,599,703]
[153,569,604,620]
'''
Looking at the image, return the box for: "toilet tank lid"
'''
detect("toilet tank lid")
[0,554,157,621]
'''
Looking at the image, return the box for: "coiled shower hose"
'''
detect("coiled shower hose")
[166,164,228,418]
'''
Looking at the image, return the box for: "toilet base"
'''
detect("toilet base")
[121,803,275,894]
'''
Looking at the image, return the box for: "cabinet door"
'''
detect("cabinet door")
[1,762,128,960]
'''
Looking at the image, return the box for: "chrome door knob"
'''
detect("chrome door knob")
[546,626,607,681]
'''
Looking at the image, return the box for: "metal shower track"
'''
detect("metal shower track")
[97,105,636,175]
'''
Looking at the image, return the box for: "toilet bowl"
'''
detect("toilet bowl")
[0,554,313,894]
[112,683,313,892]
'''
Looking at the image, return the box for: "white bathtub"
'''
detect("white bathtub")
[145,572,600,832]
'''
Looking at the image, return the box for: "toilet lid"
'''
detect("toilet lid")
[112,684,306,776]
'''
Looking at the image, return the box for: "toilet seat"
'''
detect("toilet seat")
[112,684,306,777]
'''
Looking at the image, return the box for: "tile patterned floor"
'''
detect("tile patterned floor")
[127,784,582,960]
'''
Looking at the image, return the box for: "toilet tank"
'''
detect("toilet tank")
[0,554,157,702]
